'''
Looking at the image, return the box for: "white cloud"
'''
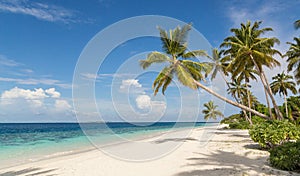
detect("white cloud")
[45,88,61,98]
[81,73,99,80]
[136,94,151,109]
[0,77,71,89]
[0,55,21,67]
[55,99,72,111]
[119,79,144,93]
[0,87,72,114]
[0,0,77,23]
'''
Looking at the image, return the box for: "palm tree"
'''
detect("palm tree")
[202,101,224,120]
[286,37,300,85]
[221,21,283,119]
[270,71,297,118]
[140,24,269,119]
[294,20,300,29]
[227,79,247,101]
[235,66,259,121]
[207,48,251,121]
[226,79,254,124]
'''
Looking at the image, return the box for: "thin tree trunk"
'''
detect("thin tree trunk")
[194,80,269,119]
[284,93,288,119]
[264,87,273,118]
[249,54,283,120]
[246,87,252,123]
[261,70,283,120]
[220,72,252,124]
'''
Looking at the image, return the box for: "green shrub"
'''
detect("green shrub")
[269,140,300,171]
[221,114,266,129]
[249,120,300,149]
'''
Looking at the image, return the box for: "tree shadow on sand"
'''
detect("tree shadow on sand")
[0,167,57,176]
[174,150,298,176]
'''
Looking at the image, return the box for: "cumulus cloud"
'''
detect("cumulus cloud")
[45,88,61,98]
[136,95,151,109]
[119,79,144,93]
[0,87,72,115]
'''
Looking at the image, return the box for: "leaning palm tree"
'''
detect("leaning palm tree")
[202,101,224,120]
[294,20,300,29]
[140,24,269,119]
[270,71,297,118]
[286,37,300,85]
[221,21,283,119]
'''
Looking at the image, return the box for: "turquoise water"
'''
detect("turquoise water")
[0,122,214,168]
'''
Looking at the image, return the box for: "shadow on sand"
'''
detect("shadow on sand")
[0,167,57,176]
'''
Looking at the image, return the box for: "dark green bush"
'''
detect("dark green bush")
[249,120,300,149]
[269,140,300,171]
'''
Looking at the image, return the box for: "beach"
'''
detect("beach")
[0,125,298,176]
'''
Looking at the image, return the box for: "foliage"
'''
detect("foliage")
[202,101,224,120]
[269,140,300,171]
[221,20,283,119]
[286,37,300,85]
[249,120,300,149]
[139,24,211,95]
[295,20,300,29]
[270,71,297,97]
[220,114,265,129]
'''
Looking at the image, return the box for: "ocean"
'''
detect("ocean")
[0,122,215,168]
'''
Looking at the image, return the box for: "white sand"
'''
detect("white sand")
[0,125,299,176]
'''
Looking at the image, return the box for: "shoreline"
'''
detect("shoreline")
[0,123,219,169]
[1,124,297,176]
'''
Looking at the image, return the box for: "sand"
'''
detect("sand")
[0,125,299,176]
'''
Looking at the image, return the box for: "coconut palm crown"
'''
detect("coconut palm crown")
[202,101,224,120]
[140,24,211,95]
[286,37,300,85]
[221,20,283,119]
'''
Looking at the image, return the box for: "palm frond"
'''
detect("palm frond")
[140,52,171,69]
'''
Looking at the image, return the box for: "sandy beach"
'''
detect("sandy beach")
[0,126,298,176]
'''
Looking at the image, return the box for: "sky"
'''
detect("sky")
[0,0,299,122]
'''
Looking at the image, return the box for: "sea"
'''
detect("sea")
[0,122,216,168]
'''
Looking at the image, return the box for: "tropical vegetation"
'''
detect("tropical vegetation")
[202,101,224,120]
[139,20,300,172]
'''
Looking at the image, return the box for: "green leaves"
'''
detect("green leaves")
[152,66,174,95]
[140,24,213,96]
[270,71,297,96]
[269,140,300,171]
[221,20,281,77]
[286,37,300,85]
[139,52,171,69]
[175,64,197,90]
[158,24,191,57]
[249,120,300,149]
[202,101,224,120]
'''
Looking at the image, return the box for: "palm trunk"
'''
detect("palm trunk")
[264,87,273,118]
[284,93,288,118]
[246,86,252,123]
[249,54,283,120]
[220,72,252,124]
[261,71,283,120]
[194,80,269,119]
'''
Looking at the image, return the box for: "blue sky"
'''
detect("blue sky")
[0,0,299,122]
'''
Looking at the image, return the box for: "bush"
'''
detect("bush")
[221,114,266,129]
[269,140,300,171]
[249,120,300,149]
